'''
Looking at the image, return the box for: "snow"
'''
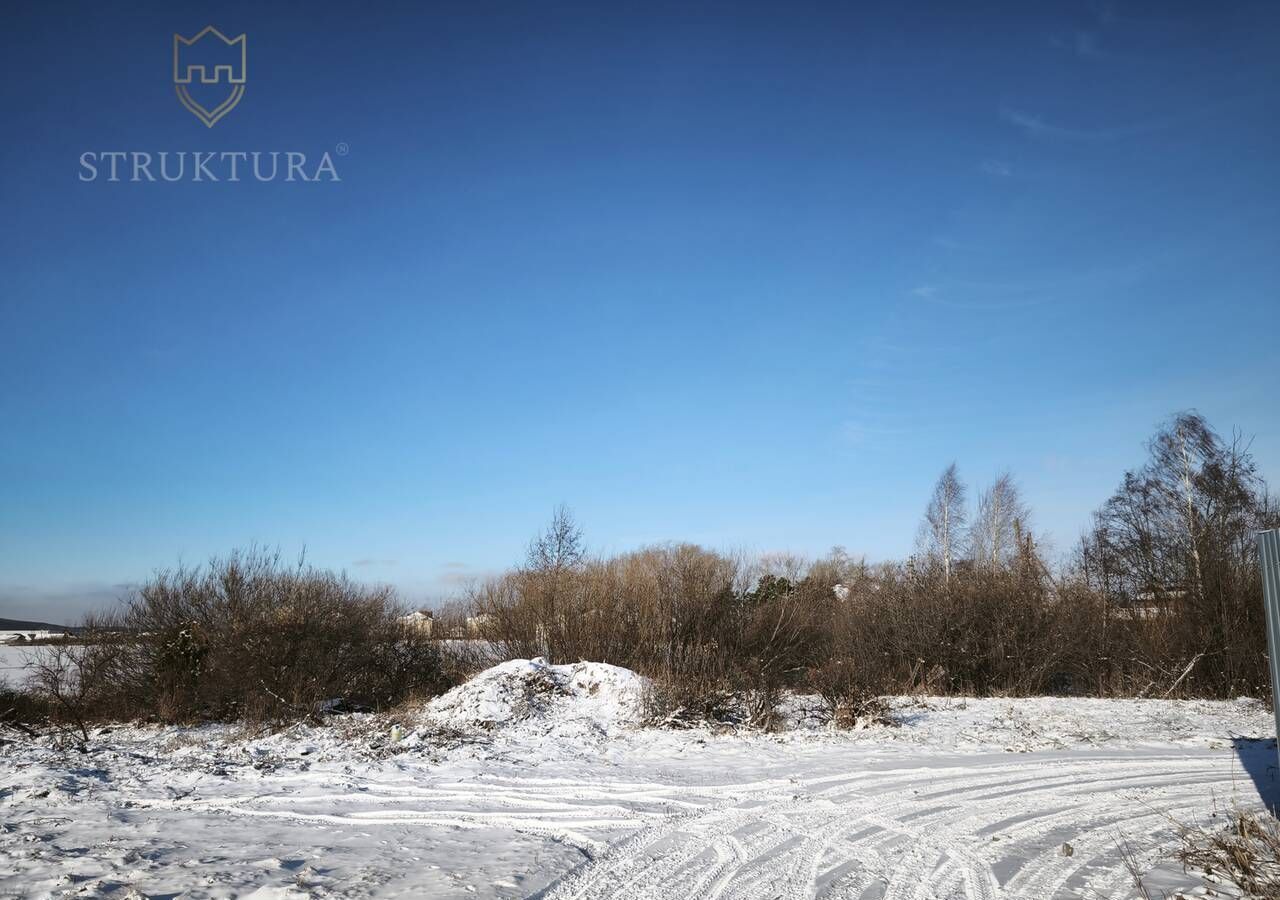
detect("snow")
[0,658,1275,899]
[780,693,1273,752]
[0,643,37,687]
[421,657,645,742]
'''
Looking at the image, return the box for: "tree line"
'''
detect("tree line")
[4,410,1274,734]
[466,411,1277,725]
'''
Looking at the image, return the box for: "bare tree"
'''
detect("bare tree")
[1145,412,1236,604]
[526,504,585,575]
[920,463,967,583]
[1087,412,1264,604]
[29,643,98,749]
[521,505,586,661]
[1080,411,1276,695]
[970,472,1028,570]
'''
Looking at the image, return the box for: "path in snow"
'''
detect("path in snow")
[34,744,1260,900]
[537,749,1255,900]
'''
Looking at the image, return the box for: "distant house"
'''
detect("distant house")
[0,630,69,644]
[400,610,434,636]
[1114,587,1185,620]
[831,582,880,603]
[466,614,496,638]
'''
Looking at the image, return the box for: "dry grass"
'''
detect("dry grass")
[1177,811,1280,898]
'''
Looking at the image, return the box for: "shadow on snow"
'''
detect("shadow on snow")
[1233,736,1280,813]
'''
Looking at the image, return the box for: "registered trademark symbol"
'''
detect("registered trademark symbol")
[335,142,350,156]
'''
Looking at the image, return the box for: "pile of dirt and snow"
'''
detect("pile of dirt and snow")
[421,657,646,742]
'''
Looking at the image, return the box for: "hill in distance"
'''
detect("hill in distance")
[0,617,77,632]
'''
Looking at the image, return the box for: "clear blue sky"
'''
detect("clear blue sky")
[2,1,1277,622]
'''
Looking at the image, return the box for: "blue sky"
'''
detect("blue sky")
[2,1,1278,622]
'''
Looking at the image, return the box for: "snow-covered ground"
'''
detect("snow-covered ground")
[0,644,37,687]
[1,658,1275,899]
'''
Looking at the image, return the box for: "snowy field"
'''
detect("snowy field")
[1,658,1276,900]
[0,644,36,687]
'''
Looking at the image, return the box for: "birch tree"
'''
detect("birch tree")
[969,472,1028,571]
[1079,411,1275,694]
[1091,411,1262,603]
[920,464,967,583]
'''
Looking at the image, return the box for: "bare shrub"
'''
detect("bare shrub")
[0,685,52,740]
[807,658,892,729]
[26,642,107,746]
[642,664,745,728]
[734,572,831,728]
[474,506,1148,724]
[478,528,840,729]
[60,549,453,724]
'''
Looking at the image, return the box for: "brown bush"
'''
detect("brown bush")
[480,523,1269,717]
[475,539,846,728]
[0,685,53,733]
[807,658,893,728]
[37,549,453,725]
[469,502,1261,731]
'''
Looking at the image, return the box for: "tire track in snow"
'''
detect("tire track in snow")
[121,749,1252,899]
[539,752,1249,900]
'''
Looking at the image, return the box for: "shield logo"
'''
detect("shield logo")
[173,26,246,128]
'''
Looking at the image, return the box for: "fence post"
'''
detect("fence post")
[1260,529,1280,770]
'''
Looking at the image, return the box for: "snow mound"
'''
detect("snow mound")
[423,657,645,740]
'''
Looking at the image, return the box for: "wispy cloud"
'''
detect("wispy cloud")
[999,105,1170,142]
[434,562,490,587]
[352,558,397,567]
[910,284,939,299]
[979,159,1013,177]
[911,258,1151,312]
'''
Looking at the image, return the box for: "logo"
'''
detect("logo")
[77,25,343,184]
[173,26,246,128]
